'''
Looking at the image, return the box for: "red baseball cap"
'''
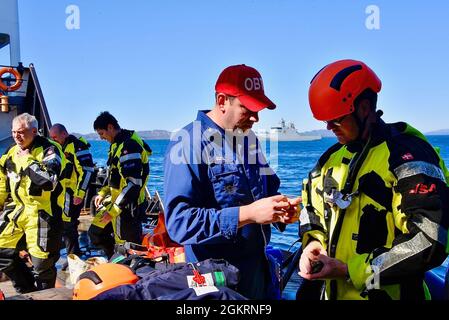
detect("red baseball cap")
[215,64,276,112]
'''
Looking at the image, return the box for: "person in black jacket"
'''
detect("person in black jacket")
[88,112,151,259]
[50,124,95,257]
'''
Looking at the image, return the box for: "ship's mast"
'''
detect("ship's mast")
[0,0,21,66]
[280,118,286,128]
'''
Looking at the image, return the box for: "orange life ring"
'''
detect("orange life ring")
[0,67,23,92]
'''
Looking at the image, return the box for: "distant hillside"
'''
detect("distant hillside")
[299,129,335,137]
[300,129,449,137]
[73,127,449,140]
[72,132,96,140]
[137,130,171,140]
[74,130,172,140]
[425,129,449,136]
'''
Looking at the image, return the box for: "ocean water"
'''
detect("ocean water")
[88,135,449,252]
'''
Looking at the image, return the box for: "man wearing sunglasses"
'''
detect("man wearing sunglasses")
[298,59,449,300]
[164,64,300,300]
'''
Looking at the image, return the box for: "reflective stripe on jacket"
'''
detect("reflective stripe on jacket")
[300,121,449,300]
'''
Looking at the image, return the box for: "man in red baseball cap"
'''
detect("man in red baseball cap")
[215,64,276,111]
[163,64,300,300]
[210,64,276,132]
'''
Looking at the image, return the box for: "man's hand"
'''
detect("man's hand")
[239,195,292,227]
[73,196,84,206]
[94,195,104,209]
[299,241,348,280]
[283,196,301,224]
[299,240,327,275]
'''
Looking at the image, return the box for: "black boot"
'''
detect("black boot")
[31,254,60,290]
[3,259,37,294]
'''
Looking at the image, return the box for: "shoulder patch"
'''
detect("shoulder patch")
[387,132,440,171]
[401,153,414,161]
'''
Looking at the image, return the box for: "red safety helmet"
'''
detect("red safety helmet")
[73,263,139,300]
[308,59,382,121]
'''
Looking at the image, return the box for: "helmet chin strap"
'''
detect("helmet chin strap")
[354,112,368,142]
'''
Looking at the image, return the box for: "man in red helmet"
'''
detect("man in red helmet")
[298,59,449,300]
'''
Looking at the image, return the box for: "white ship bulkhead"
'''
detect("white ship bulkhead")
[0,0,21,66]
[0,0,21,150]
[256,119,322,141]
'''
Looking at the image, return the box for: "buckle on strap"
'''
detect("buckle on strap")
[324,189,359,209]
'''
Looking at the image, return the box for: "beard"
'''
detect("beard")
[234,121,253,133]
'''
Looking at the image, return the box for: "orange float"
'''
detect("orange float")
[0,67,22,92]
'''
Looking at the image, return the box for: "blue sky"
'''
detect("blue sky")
[5,0,449,134]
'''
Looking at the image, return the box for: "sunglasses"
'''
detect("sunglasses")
[324,114,351,127]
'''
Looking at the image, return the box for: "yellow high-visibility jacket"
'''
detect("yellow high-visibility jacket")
[0,136,66,218]
[301,121,449,300]
[0,154,8,208]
